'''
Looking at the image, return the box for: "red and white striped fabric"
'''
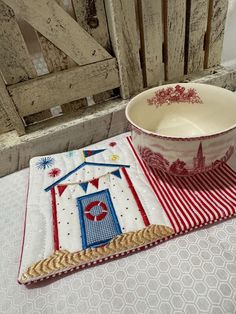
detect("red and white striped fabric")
[127,137,236,234]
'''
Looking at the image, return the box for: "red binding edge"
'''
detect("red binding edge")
[51,187,59,251]
[17,174,30,283]
[121,167,150,227]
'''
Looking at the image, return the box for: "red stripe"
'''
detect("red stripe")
[155,170,189,230]
[205,172,235,215]
[190,175,222,219]
[165,172,203,226]
[179,175,218,221]
[51,187,59,251]
[149,169,181,232]
[213,169,236,202]
[208,170,236,200]
[198,173,231,217]
[126,137,178,232]
[197,173,231,217]
[222,162,236,179]
[177,176,212,223]
[218,165,236,187]
[121,167,150,226]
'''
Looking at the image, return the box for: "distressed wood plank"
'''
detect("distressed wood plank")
[186,0,208,74]
[0,104,13,134]
[1,66,236,177]
[164,0,186,80]
[0,74,25,135]
[105,0,143,98]
[138,0,164,87]
[204,0,228,68]
[72,0,113,103]
[8,59,120,117]
[0,1,37,85]
[0,97,129,177]
[3,0,112,65]
[36,0,87,114]
[72,0,111,52]
[37,33,76,73]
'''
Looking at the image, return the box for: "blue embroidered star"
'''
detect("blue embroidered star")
[36,157,55,170]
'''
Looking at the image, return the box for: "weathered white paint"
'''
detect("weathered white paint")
[0,1,37,85]
[164,0,186,80]
[2,0,112,65]
[8,58,120,116]
[0,73,25,135]
[205,0,228,68]
[105,0,143,98]
[186,0,208,74]
[72,0,113,103]
[138,0,164,87]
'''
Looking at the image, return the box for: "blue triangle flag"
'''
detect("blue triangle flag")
[111,169,122,179]
[83,149,106,158]
[80,182,88,192]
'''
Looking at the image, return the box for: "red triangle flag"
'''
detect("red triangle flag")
[90,178,99,189]
[57,185,68,196]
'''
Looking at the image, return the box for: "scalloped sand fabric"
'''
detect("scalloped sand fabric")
[18,133,236,284]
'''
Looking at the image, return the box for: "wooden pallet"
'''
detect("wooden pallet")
[0,0,234,176]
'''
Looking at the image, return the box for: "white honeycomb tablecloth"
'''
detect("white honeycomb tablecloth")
[0,168,236,314]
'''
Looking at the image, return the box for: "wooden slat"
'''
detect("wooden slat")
[0,1,37,85]
[204,0,228,68]
[0,105,13,134]
[36,0,87,114]
[37,0,76,73]
[72,0,113,103]
[186,0,208,74]
[0,73,25,135]
[72,0,111,52]
[163,0,186,81]
[37,33,76,73]
[105,0,143,98]
[8,59,120,117]
[1,66,236,177]
[138,0,164,87]
[3,0,112,66]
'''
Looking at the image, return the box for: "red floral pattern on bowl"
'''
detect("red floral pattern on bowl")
[147,85,203,107]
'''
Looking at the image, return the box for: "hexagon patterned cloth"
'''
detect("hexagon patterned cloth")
[17,133,236,286]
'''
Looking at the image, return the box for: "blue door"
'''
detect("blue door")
[77,189,122,249]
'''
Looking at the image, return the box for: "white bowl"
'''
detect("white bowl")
[126,83,236,176]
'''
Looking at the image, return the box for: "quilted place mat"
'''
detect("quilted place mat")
[18,133,236,284]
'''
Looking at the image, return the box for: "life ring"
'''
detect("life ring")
[84,201,108,221]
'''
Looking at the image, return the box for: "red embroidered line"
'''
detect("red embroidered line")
[51,187,59,251]
[121,167,150,227]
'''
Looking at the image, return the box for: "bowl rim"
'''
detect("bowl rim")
[125,83,236,141]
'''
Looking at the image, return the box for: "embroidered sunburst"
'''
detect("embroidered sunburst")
[36,157,55,170]
[48,168,61,178]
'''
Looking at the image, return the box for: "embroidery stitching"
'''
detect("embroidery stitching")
[36,157,55,170]
[77,189,122,249]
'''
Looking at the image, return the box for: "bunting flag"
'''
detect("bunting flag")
[83,149,106,158]
[111,169,122,179]
[90,178,99,189]
[80,182,89,193]
[57,185,68,196]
